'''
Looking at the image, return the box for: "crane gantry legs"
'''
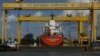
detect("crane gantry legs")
[2,10,7,44]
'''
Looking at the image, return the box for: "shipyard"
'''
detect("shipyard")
[0,0,100,56]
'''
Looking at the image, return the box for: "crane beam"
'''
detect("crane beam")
[3,3,100,10]
[18,16,90,22]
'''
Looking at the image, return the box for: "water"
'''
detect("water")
[0,47,100,56]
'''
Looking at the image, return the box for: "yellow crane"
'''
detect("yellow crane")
[2,0,98,49]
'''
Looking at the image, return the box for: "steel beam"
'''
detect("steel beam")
[17,22,21,49]
[2,10,7,44]
[18,16,90,22]
[78,16,83,44]
[91,10,97,42]
[3,3,93,10]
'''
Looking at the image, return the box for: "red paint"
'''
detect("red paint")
[41,35,63,46]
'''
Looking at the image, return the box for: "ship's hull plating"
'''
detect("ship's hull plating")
[41,35,63,46]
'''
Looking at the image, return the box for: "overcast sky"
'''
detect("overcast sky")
[0,0,100,40]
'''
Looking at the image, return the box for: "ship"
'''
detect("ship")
[40,15,64,46]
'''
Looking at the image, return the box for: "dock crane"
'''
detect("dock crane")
[2,0,98,49]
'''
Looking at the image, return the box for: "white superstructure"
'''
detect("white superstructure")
[44,19,62,35]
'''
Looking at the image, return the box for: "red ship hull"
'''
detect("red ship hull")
[41,35,63,46]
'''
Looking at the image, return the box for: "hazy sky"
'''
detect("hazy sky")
[0,0,100,40]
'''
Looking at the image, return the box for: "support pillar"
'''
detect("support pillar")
[4,13,7,42]
[17,22,21,49]
[91,10,97,42]
[78,16,83,44]
[2,10,7,44]
[78,21,83,44]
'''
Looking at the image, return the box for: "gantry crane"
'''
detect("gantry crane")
[2,0,98,48]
